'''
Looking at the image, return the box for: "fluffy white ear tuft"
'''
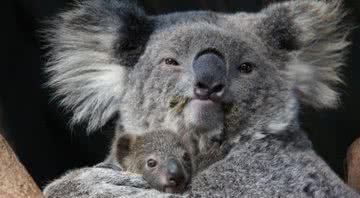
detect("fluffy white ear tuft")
[260,0,351,108]
[44,0,150,132]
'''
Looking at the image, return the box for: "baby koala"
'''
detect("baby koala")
[115,129,195,193]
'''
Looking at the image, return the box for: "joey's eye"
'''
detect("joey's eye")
[182,152,191,162]
[147,159,157,168]
[164,58,179,66]
[238,62,254,74]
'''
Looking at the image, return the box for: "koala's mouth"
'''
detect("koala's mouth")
[169,95,233,131]
[169,95,232,114]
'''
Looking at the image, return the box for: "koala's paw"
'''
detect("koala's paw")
[95,161,123,172]
[195,141,229,173]
[43,167,156,198]
[199,130,225,153]
[210,130,226,144]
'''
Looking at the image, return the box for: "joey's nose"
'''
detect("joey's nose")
[166,159,185,186]
[193,51,226,101]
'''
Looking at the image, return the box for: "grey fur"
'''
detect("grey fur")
[43,0,358,197]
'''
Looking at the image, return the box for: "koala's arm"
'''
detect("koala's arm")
[43,133,359,198]
[44,138,358,198]
[189,133,359,198]
[43,167,181,198]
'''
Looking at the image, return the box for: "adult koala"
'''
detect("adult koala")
[43,0,358,197]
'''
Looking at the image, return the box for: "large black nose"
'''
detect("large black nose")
[166,159,185,186]
[192,51,226,101]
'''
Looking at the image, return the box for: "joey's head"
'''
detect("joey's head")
[115,130,194,193]
[47,0,350,138]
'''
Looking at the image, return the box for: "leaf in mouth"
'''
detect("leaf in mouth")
[223,103,234,114]
[169,96,191,113]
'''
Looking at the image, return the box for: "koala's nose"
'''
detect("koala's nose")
[166,159,185,186]
[193,51,226,101]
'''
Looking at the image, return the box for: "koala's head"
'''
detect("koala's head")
[115,130,193,193]
[46,0,350,137]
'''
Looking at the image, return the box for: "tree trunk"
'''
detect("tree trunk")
[347,137,360,193]
[0,133,43,198]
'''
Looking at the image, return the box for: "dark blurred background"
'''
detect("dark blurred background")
[1,0,359,189]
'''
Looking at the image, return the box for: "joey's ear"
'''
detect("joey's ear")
[116,133,138,161]
[45,0,153,132]
[258,0,351,108]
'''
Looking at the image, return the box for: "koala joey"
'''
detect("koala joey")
[114,129,194,194]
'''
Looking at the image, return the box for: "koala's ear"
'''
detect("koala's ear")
[258,0,351,108]
[45,0,153,132]
[116,133,138,161]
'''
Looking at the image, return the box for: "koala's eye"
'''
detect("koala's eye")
[146,159,157,168]
[238,62,254,74]
[164,58,179,66]
[182,152,191,162]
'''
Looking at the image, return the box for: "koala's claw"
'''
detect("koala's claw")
[210,133,225,145]
[95,162,123,172]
